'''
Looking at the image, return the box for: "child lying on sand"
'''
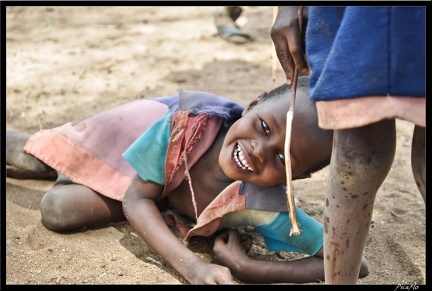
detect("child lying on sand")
[7,78,368,284]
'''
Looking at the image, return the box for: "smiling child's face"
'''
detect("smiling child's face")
[219,81,333,188]
[219,95,289,186]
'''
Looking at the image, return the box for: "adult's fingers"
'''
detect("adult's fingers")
[286,33,308,75]
[271,6,309,85]
[272,29,295,84]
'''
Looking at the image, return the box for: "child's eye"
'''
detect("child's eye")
[261,119,270,136]
[278,153,285,164]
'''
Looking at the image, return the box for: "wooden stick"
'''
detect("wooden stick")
[285,70,300,236]
[285,6,303,236]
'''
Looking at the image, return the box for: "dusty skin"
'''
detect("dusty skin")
[5,6,425,285]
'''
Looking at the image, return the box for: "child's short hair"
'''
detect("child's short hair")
[262,76,309,102]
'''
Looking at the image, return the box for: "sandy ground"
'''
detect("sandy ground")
[4,6,426,285]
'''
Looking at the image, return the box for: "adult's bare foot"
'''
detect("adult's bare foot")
[214,6,252,44]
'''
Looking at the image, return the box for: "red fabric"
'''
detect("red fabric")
[186,182,245,239]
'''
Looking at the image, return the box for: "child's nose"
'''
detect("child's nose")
[251,139,265,163]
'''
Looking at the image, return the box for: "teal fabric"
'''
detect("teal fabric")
[220,204,323,255]
[122,110,171,185]
[255,207,323,255]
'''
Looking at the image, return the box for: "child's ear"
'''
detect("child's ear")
[242,99,259,116]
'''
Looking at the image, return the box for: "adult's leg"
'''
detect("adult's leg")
[225,6,243,21]
[324,119,396,284]
[411,125,425,202]
[40,175,125,232]
[214,6,252,44]
[6,129,57,179]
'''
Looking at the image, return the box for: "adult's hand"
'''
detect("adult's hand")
[271,6,308,85]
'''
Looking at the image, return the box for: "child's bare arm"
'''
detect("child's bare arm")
[123,174,235,284]
[213,228,369,284]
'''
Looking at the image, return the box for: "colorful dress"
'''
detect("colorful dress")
[24,89,323,255]
[186,182,323,255]
[123,90,323,255]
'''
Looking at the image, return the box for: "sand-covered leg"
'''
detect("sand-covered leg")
[324,119,396,284]
[411,125,425,202]
[6,129,57,179]
[40,176,125,232]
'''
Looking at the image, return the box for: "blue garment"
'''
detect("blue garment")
[258,209,322,254]
[241,183,323,254]
[307,7,425,101]
[221,206,323,255]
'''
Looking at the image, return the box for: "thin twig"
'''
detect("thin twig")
[284,6,303,236]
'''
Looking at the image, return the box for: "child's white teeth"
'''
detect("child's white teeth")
[234,144,253,172]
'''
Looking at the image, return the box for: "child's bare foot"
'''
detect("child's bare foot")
[6,130,57,179]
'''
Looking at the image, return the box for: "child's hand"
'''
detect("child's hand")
[270,6,308,85]
[190,263,235,284]
[212,228,252,274]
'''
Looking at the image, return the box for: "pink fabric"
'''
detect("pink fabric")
[162,112,223,199]
[316,95,425,130]
[23,99,168,201]
[186,182,245,239]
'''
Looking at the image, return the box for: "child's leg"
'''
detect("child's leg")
[6,129,57,179]
[324,119,396,284]
[40,175,125,232]
[411,125,425,202]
